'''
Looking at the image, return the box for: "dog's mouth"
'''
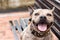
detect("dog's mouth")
[33,20,53,32]
[38,24,47,32]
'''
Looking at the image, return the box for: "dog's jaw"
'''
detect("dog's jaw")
[32,20,53,32]
[30,23,51,37]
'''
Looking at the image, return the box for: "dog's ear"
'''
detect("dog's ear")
[28,6,34,22]
[51,7,55,12]
[28,6,34,16]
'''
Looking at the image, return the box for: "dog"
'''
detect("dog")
[20,7,58,40]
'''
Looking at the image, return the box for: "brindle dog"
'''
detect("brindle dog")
[20,7,58,40]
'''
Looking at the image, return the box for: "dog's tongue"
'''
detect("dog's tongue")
[38,24,47,31]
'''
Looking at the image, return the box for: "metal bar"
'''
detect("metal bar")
[9,21,19,40]
[51,26,60,39]
[46,0,60,10]
[20,18,27,30]
[14,20,22,32]
[24,18,29,27]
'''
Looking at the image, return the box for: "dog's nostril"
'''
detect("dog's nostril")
[40,16,46,19]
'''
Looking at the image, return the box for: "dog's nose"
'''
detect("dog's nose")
[40,16,46,20]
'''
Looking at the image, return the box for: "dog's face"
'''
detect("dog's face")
[29,8,55,33]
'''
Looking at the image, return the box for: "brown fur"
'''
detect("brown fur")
[20,8,58,40]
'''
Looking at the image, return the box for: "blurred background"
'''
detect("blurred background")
[0,0,60,40]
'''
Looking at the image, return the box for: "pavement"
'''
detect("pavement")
[0,11,29,40]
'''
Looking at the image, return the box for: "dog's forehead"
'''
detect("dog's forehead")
[33,9,52,14]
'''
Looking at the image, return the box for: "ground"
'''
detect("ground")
[0,11,29,40]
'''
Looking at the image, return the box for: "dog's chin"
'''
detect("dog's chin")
[33,21,53,32]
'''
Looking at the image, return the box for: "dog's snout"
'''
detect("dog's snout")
[39,16,47,24]
[40,16,46,20]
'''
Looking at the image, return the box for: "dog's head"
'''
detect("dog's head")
[29,7,55,33]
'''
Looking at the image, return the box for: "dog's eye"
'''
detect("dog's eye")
[47,14,52,16]
[35,13,39,16]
